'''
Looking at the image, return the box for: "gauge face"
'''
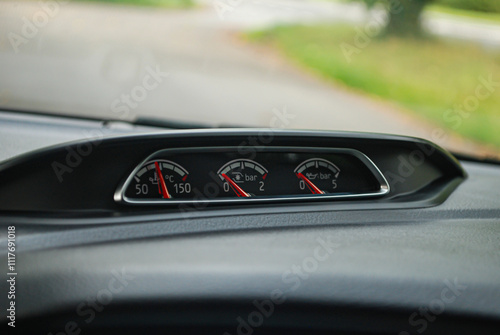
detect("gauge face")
[124,160,191,199]
[294,158,340,195]
[217,159,268,197]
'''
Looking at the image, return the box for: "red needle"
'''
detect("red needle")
[296,173,325,195]
[154,161,171,199]
[221,173,250,198]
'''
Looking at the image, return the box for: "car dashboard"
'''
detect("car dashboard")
[0,112,499,335]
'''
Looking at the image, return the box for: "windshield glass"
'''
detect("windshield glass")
[1,0,499,158]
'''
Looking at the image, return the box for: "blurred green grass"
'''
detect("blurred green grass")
[246,25,500,148]
[75,0,194,8]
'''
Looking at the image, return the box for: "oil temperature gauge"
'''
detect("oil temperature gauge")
[125,160,191,199]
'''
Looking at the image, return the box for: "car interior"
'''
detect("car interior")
[1,0,500,334]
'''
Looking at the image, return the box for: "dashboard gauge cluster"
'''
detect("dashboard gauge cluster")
[115,147,389,205]
[0,130,467,212]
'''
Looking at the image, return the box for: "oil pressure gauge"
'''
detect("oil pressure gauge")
[294,158,340,195]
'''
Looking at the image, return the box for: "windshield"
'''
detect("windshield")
[1,0,499,158]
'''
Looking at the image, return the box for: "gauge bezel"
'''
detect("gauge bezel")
[114,146,390,205]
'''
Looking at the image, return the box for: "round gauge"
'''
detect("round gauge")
[217,159,268,197]
[294,158,340,194]
[125,160,191,199]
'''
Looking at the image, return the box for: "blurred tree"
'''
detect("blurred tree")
[353,0,434,37]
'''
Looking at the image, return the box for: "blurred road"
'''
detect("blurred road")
[0,0,498,154]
